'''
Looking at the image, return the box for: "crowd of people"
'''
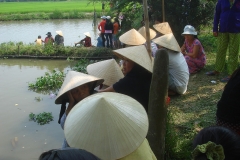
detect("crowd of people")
[35,31,64,46]
[37,1,240,159]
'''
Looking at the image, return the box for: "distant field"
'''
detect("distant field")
[0,1,105,14]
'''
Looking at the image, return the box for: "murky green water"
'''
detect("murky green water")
[0,59,76,160]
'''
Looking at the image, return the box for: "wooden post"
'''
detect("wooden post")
[162,0,165,22]
[147,49,169,159]
[143,0,152,60]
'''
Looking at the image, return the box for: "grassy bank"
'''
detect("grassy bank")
[0,1,109,20]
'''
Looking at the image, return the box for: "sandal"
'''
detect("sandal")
[220,76,230,83]
[206,71,219,76]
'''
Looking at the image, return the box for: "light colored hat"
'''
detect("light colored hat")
[56,30,63,36]
[182,25,197,35]
[152,33,181,52]
[84,32,91,37]
[106,16,111,19]
[101,15,106,19]
[87,59,124,86]
[113,45,153,73]
[55,71,104,104]
[138,26,157,40]
[153,22,172,34]
[119,29,146,45]
[64,92,149,160]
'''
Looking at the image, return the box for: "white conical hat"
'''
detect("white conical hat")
[152,33,181,52]
[87,59,124,86]
[153,22,172,34]
[84,32,91,37]
[119,29,146,45]
[55,71,104,104]
[138,26,157,40]
[113,45,153,73]
[64,92,149,160]
[56,30,63,36]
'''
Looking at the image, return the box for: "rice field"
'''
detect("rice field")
[0,1,106,14]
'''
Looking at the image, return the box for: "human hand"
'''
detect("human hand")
[213,32,218,37]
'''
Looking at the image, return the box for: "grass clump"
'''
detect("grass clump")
[29,112,54,125]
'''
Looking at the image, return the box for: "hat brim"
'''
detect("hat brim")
[182,31,197,35]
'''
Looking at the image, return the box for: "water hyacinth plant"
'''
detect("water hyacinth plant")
[29,112,54,125]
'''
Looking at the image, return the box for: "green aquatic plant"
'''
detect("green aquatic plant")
[28,70,65,92]
[29,112,53,125]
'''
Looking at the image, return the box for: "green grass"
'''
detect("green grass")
[0,1,106,14]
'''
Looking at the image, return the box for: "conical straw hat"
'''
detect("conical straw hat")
[113,45,153,73]
[56,30,63,36]
[153,22,172,34]
[87,59,124,86]
[55,71,104,104]
[84,32,91,37]
[119,29,146,45]
[152,33,181,52]
[138,26,156,40]
[64,92,149,160]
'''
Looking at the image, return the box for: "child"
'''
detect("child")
[96,33,103,47]
[35,35,44,45]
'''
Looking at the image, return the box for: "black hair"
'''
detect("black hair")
[114,17,121,28]
[193,126,240,160]
[38,35,41,38]
[39,148,100,160]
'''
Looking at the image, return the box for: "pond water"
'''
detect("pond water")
[0,19,101,47]
[0,59,76,160]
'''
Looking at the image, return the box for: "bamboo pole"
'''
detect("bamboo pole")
[142,0,152,60]
[162,0,165,22]
[147,49,169,159]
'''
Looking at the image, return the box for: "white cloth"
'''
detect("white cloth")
[167,50,189,94]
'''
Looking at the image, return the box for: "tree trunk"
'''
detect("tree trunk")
[147,49,169,160]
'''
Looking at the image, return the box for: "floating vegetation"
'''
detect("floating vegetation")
[29,112,53,125]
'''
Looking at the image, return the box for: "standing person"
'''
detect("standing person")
[104,16,114,48]
[181,25,206,74]
[96,33,103,47]
[112,17,121,48]
[75,32,92,47]
[55,30,64,46]
[35,35,44,45]
[206,0,240,82]
[98,16,106,47]
[55,71,103,148]
[44,32,54,46]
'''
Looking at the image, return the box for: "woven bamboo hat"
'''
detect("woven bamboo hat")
[64,92,149,160]
[138,26,156,40]
[153,22,172,34]
[56,30,63,36]
[113,45,153,73]
[55,71,104,104]
[87,59,124,86]
[152,33,181,52]
[84,32,91,37]
[119,29,146,45]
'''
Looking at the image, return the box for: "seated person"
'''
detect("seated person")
[55,71,103,148]
[35,35,44,45]
[192,126,240,160]
[216,67,240,135]
[55,30,64,46]
[75,32,92,47]
[181,25,206,74]
[64,92,157,160]
[152,33,189,95]
[98,45,153,112]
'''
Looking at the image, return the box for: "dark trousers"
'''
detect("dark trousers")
[101,33,106,47]
[105,33,113,48]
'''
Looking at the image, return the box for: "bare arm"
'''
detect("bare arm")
[98,86,115,92]
[65,91,75,115]
[187,45,200,58]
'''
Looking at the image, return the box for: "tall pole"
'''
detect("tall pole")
[162,0,165,22]
[143,0,152,60]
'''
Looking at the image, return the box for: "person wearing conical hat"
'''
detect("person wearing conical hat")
[55,71,104,148]
[55,30,64,46]
[99,45,153,111]
[64,92,157,160]
[152,33,189,95]
[74,32,92,47]
[119,28,146,46]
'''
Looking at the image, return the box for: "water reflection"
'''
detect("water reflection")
[0,59,76,160]
[0,19,101,46]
